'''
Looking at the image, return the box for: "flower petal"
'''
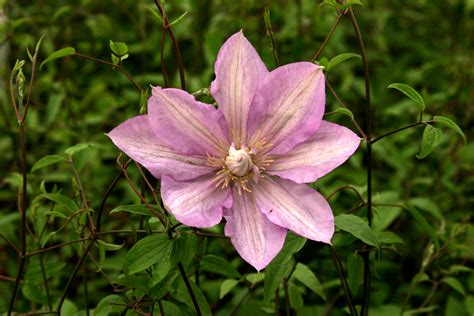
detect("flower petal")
[211,31,268,146]
[149,87,228,156]
[107,115,214,181]
[254,177,334,243]
[161,174,232,228]
[267,121,361,183]
[248,62,325,155]
[224,189,287,271]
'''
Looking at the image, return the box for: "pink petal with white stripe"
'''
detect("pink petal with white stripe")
[267,121,361,183]
[247,62,325,155]
[254,177,334,244]
[161,174,232,228]
[149,87,228,156]
[211,31,268,145]
[107,115,214,181]
[224,188,287,271]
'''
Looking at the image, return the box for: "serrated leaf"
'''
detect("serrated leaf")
[335,214,379,247]
[109,40,128,56]
[388,83,425,111]
[417,125,443,159]
[200,254,241,278]
[219,279,239,299]
[378,231,405,244]
[327,53,361,72]
[288,282,304,310]
[404,204,439,249]
[31,155,64,172]
[264,234,306,303]
[347,253,364,295]
[110,204,157,217]
[123,234,173,275]
[291,263,326,301]
[433,115,466,145]
[334,107,355,120]
[441,277,466,296]
[40,47,75,70]
[64,143,92,156]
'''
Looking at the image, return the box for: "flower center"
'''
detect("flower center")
[225,145,254,177]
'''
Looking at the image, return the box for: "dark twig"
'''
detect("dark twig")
[154,0,186,90]
[312,13,345,62]
[370,121,429,144]
[348,7,372,316]
[328,246,358,316]
[178,262,201,316]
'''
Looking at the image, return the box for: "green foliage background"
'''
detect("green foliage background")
[0,0,473,315]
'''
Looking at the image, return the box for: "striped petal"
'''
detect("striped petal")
[107,115,214,181]
[254,177,334,243]
[248,62,325,155]
[267,121,361,183]
[149,87,229,156]
[224,188,287,271]
[161,174,232,228]
[211,31,268,146]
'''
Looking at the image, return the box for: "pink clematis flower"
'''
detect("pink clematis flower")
[108,31,360,270]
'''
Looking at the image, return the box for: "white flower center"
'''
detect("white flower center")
[225,144,254,177]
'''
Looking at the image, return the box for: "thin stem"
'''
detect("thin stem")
[27,237,90,257]
[0,234,20,253]
[177,262,201,316]
[264,6,280,67]
[68,158,95,231]
[370,121,429,144]
[21,44,39,123]
[326,185,365,204]
[230,288,252,316]
[83,261,90,316]
[159,7,169,87]
[56,240,94,311]
[74,53,143,93]
[39,254,53,310]
[348,8,372,315]
[328,246,358,316]
[97,164,127,233]
[283,279,291,316]
[326,80,368,140]
[154,0,186,90]
[312,13,345,62]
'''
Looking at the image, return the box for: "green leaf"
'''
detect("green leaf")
[40,193,78,214]
[145,5,163,23]
[288,282,304,310]
[441,277,466,296]
[334,107,355,120]
[168,11,188,27]
[417,125,443,159]
[347,253,364,295]
[95,295,126,316]
[317,57,329,68]
[109,40,128,56]
[378,231,405,244]
[264,234,306,303]
[433,115,466,145]
[40,47,75,70]
[335,214,379,247]
[219,279,239,299]
[408,197,443,220]
[110,204,157,217]
[320,0,339,9]
[388,83,425,111]
[22,283,48,305]
[340,0,364,10]
[176,280,212,316]
[25,259,65,284]
[404,205,439,249]
[64,142,93,156]
[291,263,326,301]
[123,234,173,275]
[31,155,64,173]
[200,254,241,278]
[149,270,179,299]
[327,53,361,72]
[97,239,124,251]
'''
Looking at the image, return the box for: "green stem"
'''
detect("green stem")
[370,121,428,144]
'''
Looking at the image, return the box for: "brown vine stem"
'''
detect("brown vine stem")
[73,52,143,93]
[311,12,345,62]
[348,7,372,316]
[154,0,186,90]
